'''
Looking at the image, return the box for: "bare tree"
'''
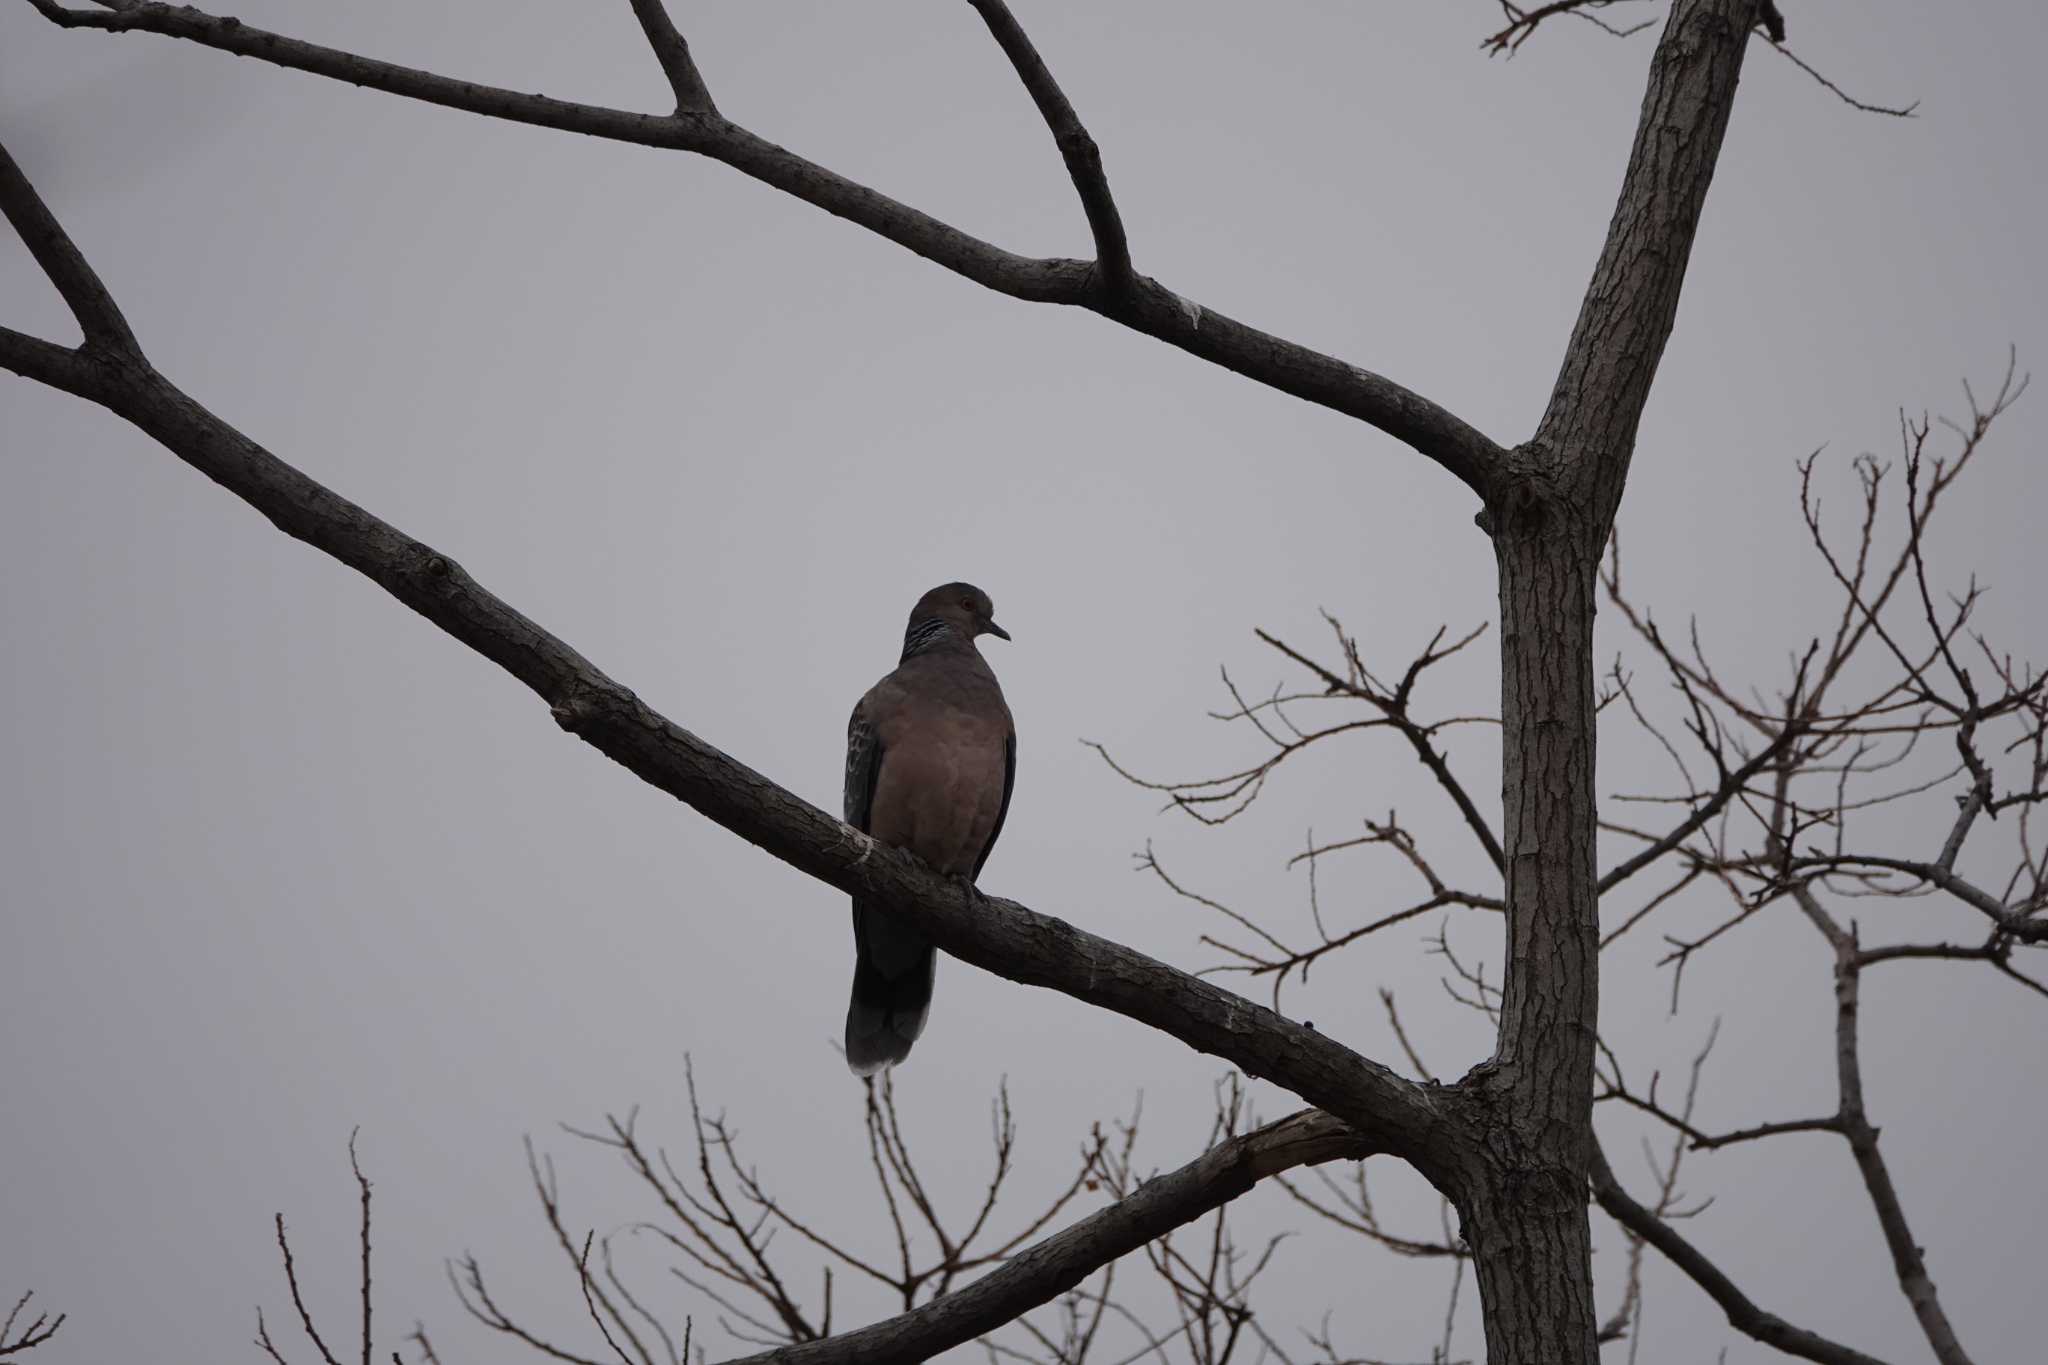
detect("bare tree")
[1111,357,2039,1363]
[2,2,2031,1363]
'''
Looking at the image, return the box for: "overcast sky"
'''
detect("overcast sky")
[3,2,2044,1362]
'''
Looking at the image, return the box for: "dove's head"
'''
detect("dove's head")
[908,582,1010,644]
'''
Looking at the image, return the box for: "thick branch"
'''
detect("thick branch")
[54,346,1444,1159]
[21,0,1504,498]
[1532,0,1761,522]
[0,139,139,355]
[624,0,717,114]
[1589,1144,1888,1365]
[0,323,104,394]
[965,0,1131,288]
[718,1110,1369,1365]
[0,132,1453,1168]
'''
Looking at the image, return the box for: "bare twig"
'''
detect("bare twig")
[1483,1,1657,56]
[352,1132,373,1365]
[0,1294,64,1359]
[579,1234,642,1365]
[712,1109,1373,1365]
[257,1309,294,1365]
[1763,38,1918,117]
[275,1215,346,1365]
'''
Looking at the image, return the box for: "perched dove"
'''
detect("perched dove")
[842,582,1015,1075]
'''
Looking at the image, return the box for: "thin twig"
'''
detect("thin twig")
[276,1216,346,1365]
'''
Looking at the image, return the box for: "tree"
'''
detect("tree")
[1,2,2039,1362]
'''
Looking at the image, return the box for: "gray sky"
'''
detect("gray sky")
[3,2,2044,1361]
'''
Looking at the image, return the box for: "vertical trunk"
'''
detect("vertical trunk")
[1456,507,1606,1364]
[1464,1161,1601,1364]
[1449,3,1762,1357]
[1493,520,1603,1128]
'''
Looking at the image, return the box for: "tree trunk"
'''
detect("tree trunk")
[1448,0,1763,1348]
[1463,1157,1601,1364]
[1456,502,1607,1362]
[1435,494,1608,1363]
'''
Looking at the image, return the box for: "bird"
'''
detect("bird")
[842,582,1015,1076]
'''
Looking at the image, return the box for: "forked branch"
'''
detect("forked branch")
[18,0,1504,498]
[720,1109,1371,1365]
[468,1073,1375,1365]
[0,125,1448,1170]
[0,1294,64,1359]
[966,0,1131,289]
[1535,0,1765,524]
[624,0,717,114]
[258,1139,380,1365]
[0,139,138,357]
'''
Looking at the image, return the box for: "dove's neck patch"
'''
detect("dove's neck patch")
[899,616,955,662]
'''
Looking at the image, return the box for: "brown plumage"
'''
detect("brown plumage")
[843,582,1015,1075]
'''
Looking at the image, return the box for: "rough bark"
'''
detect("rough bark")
[1455,522,1606,1363]
[1450,2,1763,1359]
[1533,0,1763,526]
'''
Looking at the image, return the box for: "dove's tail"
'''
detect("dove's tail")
[845,901,935,1076]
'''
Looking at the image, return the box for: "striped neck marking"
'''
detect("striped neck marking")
[901,616,956,660]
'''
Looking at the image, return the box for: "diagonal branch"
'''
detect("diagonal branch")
[1533,0,1763,523]
[965,0,1131,289]
[1588,1143,1888,1365]
[0,131,1454,1173]
[1801,891,1974,1365]
[0,139,139,356]
[715,1109,1371,1365]
[624,0,718,114]
[276,1216,345,1365]
[1597,724,1801,893]
[19,0,1505,499]
[1762,36,1918,118]
[0,323,103,394]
